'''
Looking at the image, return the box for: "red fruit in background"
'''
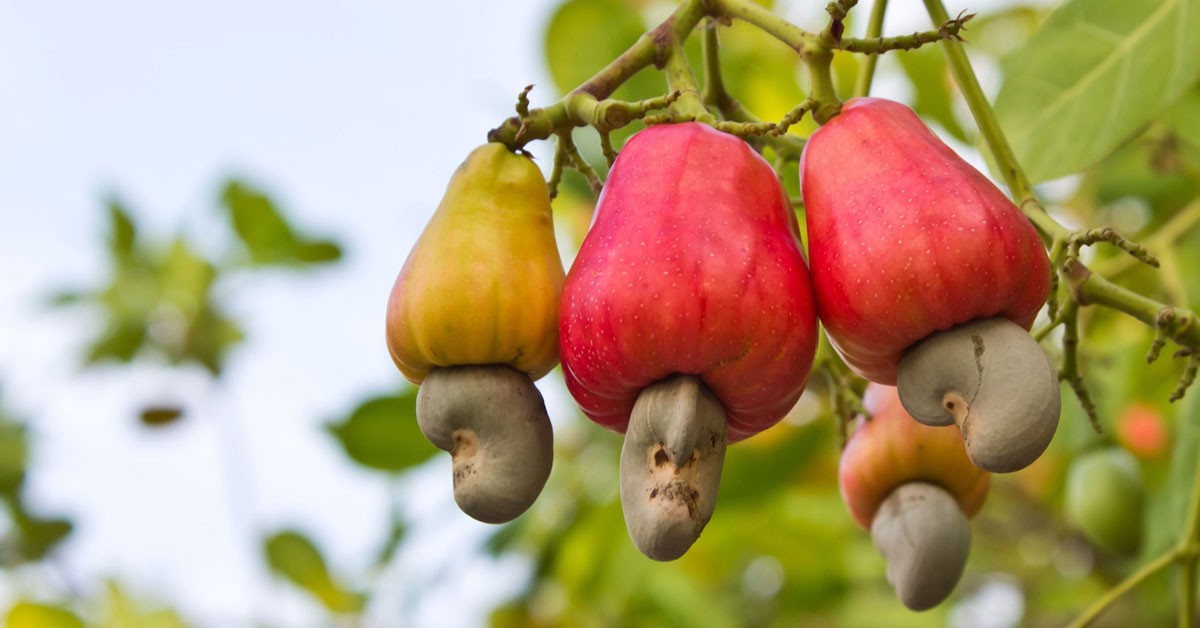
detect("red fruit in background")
[1117,402,1169,460]
[559,122,818,560]
[802,98,1058,474]
[801,97,1049,384]
[839,384,990,529]
[560,122,818,443]
[839,384,990,610]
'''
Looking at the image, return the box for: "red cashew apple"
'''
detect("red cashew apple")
[840,384,991,610]
[559,122,819,560]
[802,97,1059,473]
[1116,402,1169,459]
[386,143,563,524]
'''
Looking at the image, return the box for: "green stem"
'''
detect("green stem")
[1099,199,1200,277]
[1068,550,1177,628]
[664,42,712,121]
[803,47,843,124]
[1177,430,1200,626]
[921,0,1067,243]
[1181,559,1196,628]
[841,12,972,55]
[706,0,842,122]
[1064,263,1200,349]
[705,0,819,49]
[853,0,888,97]
[701,20,726,108]
[488,0,709,147]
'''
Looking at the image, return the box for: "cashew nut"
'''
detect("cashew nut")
[416,364,553,524]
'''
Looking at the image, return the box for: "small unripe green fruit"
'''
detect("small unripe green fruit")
[1064,447,1145,556]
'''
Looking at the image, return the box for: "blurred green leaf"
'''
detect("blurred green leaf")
[993,0,1200,182]
[221,180,299,265]
[1090,134,1200,221]
[1143,387,1200,558]
[85,322,147,365]
[373,516,407,569]
[895,46,968,143]
[106,199,137,258]
[715,20,805,125]
[326,390,435,473]
[98,581,188,628]
[1165,85,1200,149]
[543,0,658,102]
[718,420,832,506]
[7,510,74,564]
[264,529,365,614]
[0,413,28,496]
[220,180,342,267]
[5,602,84,628]
[294,239,343,264]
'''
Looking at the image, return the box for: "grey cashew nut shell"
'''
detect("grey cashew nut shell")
[619,374,727,562]
[871,481,971,611]
[416,364,554,524]
[897,316,1060,473]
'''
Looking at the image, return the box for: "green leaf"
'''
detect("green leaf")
[106,199,137,258]
[1091,133,1200,219]
[263,530,365,614]
[84,322,147,364]
[5,602,84,628]
[294,239,343,264]
[1143,387,1200,559]
[543,0,659,102]
[993,0,1200,182]
[98,581,189,628]
[0,416,28,496]
[221,180,300,265]
[373,516,407,569]
[5,510,73,564]
[219,180,343,268]
[895,46,968,143]
[326,390,435,473]
[1165,85,1200,149]
[715,20,806,125]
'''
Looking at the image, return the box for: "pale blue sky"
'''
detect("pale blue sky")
[0,1,563,624]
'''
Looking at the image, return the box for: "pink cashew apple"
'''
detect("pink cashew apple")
[802,97,1059,473]
[386,143,563,524]
[559,122,818,560]
[840,384,991,610]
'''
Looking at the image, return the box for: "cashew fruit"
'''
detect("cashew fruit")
[802,98,1058,473]
[839,384,990,528]
[839,384,990,610]
[561,122,818,442]
[559,122,818,559]
[387,142,563,384]
[385,143,562,523]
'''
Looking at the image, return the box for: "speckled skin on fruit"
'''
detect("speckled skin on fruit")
[839,384,990,529]
[559,122,818,443]
[801,98,1050,384]
[386,143,564,384]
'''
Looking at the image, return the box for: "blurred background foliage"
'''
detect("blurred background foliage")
[5,0,1200,625]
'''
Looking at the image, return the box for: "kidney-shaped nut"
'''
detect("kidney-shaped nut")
[416,364,553,524]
